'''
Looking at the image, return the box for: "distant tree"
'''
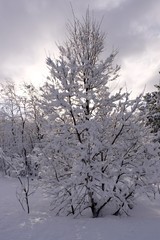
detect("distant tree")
[0,83,32,157]
[0,148,9,175]
[40,11,160,217]
[23,83,44,143]
[0,83,44,169]
[0,83,42,213]
[144,83,160,142]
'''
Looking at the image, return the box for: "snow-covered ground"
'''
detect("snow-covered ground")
[1,176,160,240]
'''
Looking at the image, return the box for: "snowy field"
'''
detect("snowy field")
[1,176,160,240]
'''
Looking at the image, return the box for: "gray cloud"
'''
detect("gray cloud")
[0,0,159,93]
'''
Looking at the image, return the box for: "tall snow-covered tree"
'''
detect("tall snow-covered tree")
[40,11,160,217]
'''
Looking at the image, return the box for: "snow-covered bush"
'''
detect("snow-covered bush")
[39,11,160,217]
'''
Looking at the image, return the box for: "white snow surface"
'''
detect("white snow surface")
[1,176,160,240]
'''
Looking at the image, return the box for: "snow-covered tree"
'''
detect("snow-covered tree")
[0,83,43,213]
[22,83,44,144]
[0,83,32,157]
[0,83,44,167]
[144,84,160,142]
[40,11,160,217]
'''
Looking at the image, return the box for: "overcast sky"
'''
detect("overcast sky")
[0,0,160,96]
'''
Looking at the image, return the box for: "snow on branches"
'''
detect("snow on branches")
[39,11,160,217]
